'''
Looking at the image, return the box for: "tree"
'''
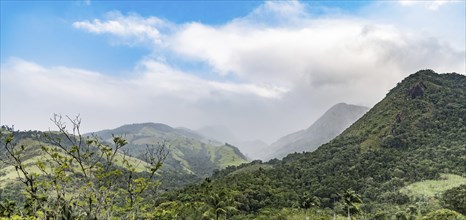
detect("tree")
[0,126,43,216]
[340,189,363,220]
[205,190,237,220]
[395,211,408,220]
[421,209,465,220]
[0,115,169,219]
[0,199,16,218]
[406,205,418,220]
[442,184,466,215]
[301,193,320,219]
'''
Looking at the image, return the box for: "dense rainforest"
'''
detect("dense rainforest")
[159,70,466,219]
[1,70,466,219]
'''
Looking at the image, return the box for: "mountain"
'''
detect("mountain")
[0,127,196,218]
[167,70,466,218]
[265,103,368,160]
[1,122,248,192]
[93,123,248,182]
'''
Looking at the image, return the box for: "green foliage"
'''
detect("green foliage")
[442,184,466,215]
[336,189,363,219]
[300,193,320,210]
[93,123,248,190]
[0,115,168,219]
[0,199,16,218]
[162,70,466,218]
[421,209,466,220]
[401,174,466,198]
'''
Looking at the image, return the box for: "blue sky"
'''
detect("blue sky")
[1,1,264,74]
[1,1,369,75]
[1,0,465,145]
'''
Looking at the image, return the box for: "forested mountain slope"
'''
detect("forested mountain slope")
[265,103,368,160]
[93,123,247,184]
[166,70,466,218]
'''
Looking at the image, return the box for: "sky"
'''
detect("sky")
[1,0,465,144]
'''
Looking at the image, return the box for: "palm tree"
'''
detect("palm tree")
[330,193,339,220]
[340,189,363,220]
[301,193,320,219]
[205,191,237,220]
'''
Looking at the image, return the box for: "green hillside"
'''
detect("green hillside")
[162,70,466,219]
[401,174,466,199]
[92,123,248,188]
[2,70,464,219]
[0,126,168,219]
[0,130,150,187]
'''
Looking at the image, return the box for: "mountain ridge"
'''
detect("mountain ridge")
[265,102,368,160]
[168,70,466,218]
[92,122,248,186]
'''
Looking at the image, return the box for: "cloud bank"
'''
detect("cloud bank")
[73,11,171,46]
[2,1,465,143]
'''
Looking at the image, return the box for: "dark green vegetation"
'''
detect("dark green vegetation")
[442,184,466,215]
[265,103,368,160]
[159,70,466,219]
[0,121,247,219]
[0,116,169,219]
[93,123,248,189]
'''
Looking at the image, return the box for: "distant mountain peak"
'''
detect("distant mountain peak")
[332,102,351,107]
[265,103,368,160]
[116,122,174,132]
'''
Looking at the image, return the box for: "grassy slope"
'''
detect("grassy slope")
[0,137,45,187]
[215,145,248,168]
[401,174,466,198]
[0,135,148,188]
[397,174,466,215]
[94,124,248,178]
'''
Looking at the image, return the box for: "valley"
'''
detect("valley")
[1,70,465,219]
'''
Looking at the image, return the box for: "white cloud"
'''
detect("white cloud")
[135,59,288,99]
[0,58,288,132]
[258,1,306,16]
[398,0,453,10]
[243,0,308,26]
[2,58,285,102]
[169,2,464,89]
[3,1,464,143]
[71,1,464,87]
[73,11,170,45]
